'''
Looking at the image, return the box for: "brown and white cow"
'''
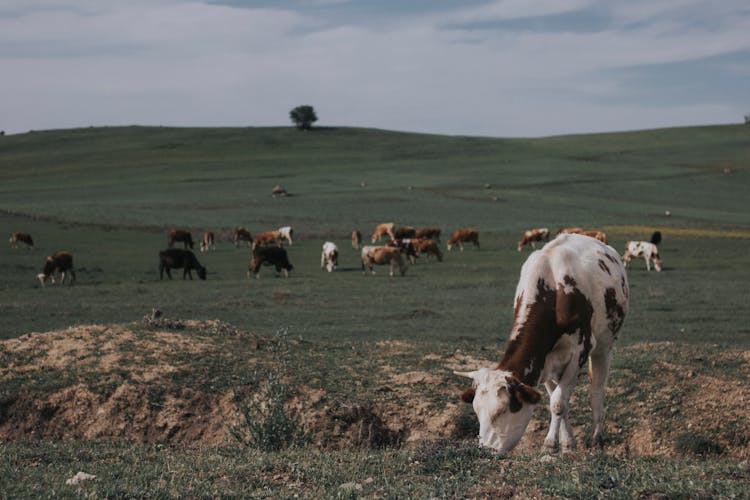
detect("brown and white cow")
[517,228,550,251]
[167,229,194,249]
[252,230,283,249]
[581,230,608,245]
[455,233,629,455]
[415,227,441,242]
[9,231,34,249]
[556,227,583,235]
[370,223,395,243]
[248,246,293,278]
[159,248,207,280]
[447,228,480,252]
[351,230,362,250]
[622,241,662,272]
[321,241,339,272]
[37,251,76,287]
[412,238,443,262]
[394,226,417,239]
[278,226,294,245]
[200,231,215,252]
[361,245,407,276]
[385,238,419,264]
[233,227,253,248]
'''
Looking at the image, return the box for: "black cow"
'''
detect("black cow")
[248,246,293,278]
[159,248,206,280]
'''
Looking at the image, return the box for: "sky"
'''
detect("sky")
[1,0,748,137]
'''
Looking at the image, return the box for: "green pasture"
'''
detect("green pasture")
[0,125,749,497]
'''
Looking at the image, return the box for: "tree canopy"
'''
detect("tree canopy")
[289,105,318,130]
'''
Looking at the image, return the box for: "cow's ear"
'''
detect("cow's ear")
[460,387,476,404]
[505,375,542,410]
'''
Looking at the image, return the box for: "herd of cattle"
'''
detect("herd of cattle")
[9,225,662,286]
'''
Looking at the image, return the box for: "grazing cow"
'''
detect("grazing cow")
[271,184,288,197]
[37,251,76,287]
[159,248,206,280]
[581,231,608,245]
[622,241,662,272]
[412,238,443,262]
[252,230,283,249]
[278,226,294,245]
[200,231,215,253]
[248,246,293,278]
[455,233,629,455]
[351,230,362,250]
[233,227,253,248]
[447,228,480,252]
[167,229,194,249]
[361,245,407,276]
[556,227,583,235]
[517,228,550,251]
[321,241,339,272]
[9,231,34,249]
[385,238,419,264]
[371,223,396,243]
[415,227,441,242]
[394,226,417,239]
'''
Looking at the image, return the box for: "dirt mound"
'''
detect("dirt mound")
[1,325,748,458]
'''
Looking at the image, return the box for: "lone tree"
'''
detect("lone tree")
[289,105,318,130]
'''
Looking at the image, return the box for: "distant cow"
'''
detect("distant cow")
[415,227,441,242]
[167,229,194,249]
[412,238,443,262]
[351,230,362,249]
[233,227,253,248]
[517,228,550,251]
[447,228,480,252]
[278,226,294,245]
[361,245,407,276]
[37,251,75,287]
[249,246,293,278]
[200,231,215,253]
[9,231,34,249]
[159,248,206,280]
[556,227,583,235]
[394,226,417,239]
[385,238,419,264]
[581,230,608,245]
[623,241,662,272]
[371,223,396,243]
[271,184,288,197]
[321,241,339,272]
[252,230,283,249]
[455,233,629,455]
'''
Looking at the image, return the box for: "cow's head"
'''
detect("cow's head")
[455,368,541,455]
[197,266,207,280]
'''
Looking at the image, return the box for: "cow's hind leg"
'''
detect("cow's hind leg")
[589,349,612,450]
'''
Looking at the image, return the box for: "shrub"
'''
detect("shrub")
[674,432,724,456]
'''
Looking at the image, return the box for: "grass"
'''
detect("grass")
[0,124,749,497]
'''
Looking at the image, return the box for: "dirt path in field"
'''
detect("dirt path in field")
[1,322,748,459]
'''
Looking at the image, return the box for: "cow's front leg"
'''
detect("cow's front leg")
[544,361,580,454]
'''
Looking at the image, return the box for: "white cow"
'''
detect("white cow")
[455,233,629,455]
[278,226,294,245]
[622,241,661,271]
[320,241,339,272]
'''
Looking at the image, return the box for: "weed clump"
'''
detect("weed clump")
[323,401,404,449]
[411,438,495,474]
[451,405,479,440]
[674,432,724,456]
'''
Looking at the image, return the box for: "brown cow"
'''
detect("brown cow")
[248,246,293,278]
[167,229,194,249]
[37,251,75,287]
[581,230,608,245]
[370,223,395,243]
[447,228,480,252]
[200,231,215,252]
[412,238,443,262]
[252,230,283,249]
[517,228,550,251]
[415,227,441,242]
[556,227,583,235]
[351,230,362,250]
[361,245,407,276]
[9,231,34,249]
[394,226,417,239]
[233,227,253,248]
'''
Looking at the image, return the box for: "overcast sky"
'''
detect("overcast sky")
[1,0,748,137]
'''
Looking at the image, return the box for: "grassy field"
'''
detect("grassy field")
[0,125,749,497]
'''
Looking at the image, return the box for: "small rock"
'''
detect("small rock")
[66,471,96,485]
[540,454,556,462]
[339,482,362,491]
